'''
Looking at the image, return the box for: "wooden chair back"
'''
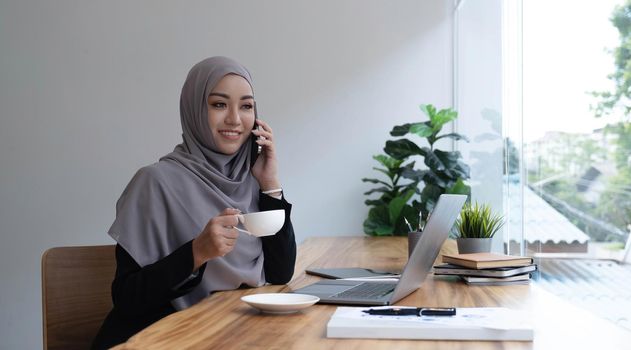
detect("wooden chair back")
[41,245,116,350]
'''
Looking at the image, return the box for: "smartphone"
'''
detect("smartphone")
[250,102,262,167]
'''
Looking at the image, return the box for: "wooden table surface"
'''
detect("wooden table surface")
[113,237,631,349]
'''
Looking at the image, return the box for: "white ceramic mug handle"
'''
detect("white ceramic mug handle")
[235,215,253,235]
[234,226,253,235]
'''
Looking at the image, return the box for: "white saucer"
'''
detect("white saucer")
[241,293,320,314]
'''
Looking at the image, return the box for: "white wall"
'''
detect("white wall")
[0,1,454,348]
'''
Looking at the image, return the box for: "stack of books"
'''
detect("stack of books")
[433,252,536,286]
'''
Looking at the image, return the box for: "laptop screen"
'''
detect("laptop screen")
[389,194,467,303]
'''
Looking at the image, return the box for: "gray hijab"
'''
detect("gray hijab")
[108,56,264,310]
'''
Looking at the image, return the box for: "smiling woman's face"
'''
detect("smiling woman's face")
[207,74,255,155]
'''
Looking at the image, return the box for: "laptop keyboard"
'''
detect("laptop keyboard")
[331,282,396,300]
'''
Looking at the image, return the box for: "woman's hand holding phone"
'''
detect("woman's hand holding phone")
[250,119,281,192]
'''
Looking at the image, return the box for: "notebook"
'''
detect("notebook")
[433,263,537,278]
[461,273,531,285]
[292,194,467,305]
[327,306,534,341]
[442,253,533,269]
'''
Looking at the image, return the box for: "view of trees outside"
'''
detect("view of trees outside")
[524,0,631,251]
[591,1,631,244]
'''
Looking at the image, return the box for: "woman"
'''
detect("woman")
[92,57,296,349]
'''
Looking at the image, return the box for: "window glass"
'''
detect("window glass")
[456,0,631,332]
[521,0,631,331]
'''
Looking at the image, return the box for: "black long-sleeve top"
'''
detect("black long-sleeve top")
[91,193,296,349]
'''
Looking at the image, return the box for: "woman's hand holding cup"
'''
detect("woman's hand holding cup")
[192,208,241,270]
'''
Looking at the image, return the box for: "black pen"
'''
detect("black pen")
[363,307,456,316]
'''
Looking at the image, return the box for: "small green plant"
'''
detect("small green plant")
[456,202,504,238]
[362,104,470,236]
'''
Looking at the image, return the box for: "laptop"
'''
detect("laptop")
[292,194,467,305]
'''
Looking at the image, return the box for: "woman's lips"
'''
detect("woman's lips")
[218,130,242,140]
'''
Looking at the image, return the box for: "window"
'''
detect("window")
[455,0,631,331]
[521,0,631,331]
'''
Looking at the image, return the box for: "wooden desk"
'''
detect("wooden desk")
[114,237,631,349]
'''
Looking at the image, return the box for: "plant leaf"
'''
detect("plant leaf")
[419,104,437,118]
[361,178,391,187]
[373,154,403,171]
[410,122,433,138]
[434,132,470,143]
[396,161,416,178]
[424,150,446,171]
[425,149,463,174]
[363,186,391,196]
[365,199,386,206]
[447,178,471,196]
[390,123,413,136]
[374,226,395,236]
[455,202,504,238]
[451,160,470,179]
[388,189,415,225]
[364,206,393,236]
[434,154,469,180]
[436,149,461,162]
[398,183,421,196]
[421,184,442,210]
[372,167,393,179]
[401,168,428,182]
[422,170,448,187]
[430,108,458,133]
[384,139,425,159]
[395,182,421,197]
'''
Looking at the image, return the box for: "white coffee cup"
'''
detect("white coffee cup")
[236,209,285,237]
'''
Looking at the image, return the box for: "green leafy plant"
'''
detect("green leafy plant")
[456,202,504,238]
[362,104,471,236]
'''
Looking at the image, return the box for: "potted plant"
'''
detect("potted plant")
[455,202,504,254]
[362,104,471,236]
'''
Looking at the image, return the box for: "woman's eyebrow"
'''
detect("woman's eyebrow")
[208,92,254,100]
